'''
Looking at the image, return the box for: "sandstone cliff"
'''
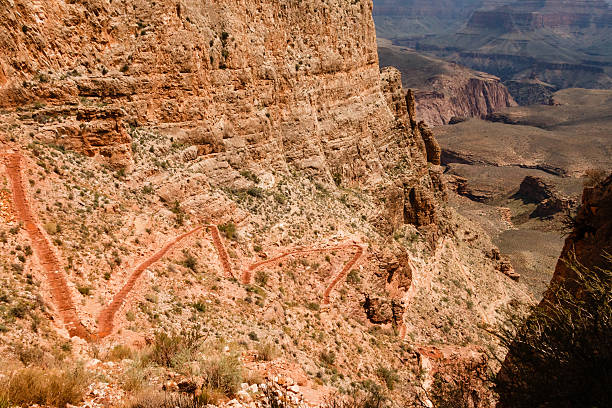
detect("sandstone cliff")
[0,0,443,229]
[415,73,517,126]
[377,43,517,125]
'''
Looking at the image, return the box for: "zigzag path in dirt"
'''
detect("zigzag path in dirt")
[4,153,92,340]
[3,152,367,340]
[241,243,366,305]
[97,225,235,338]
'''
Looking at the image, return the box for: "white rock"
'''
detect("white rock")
[237,390,251,402]
[248,383,258,393]
[288,384,299,393]
[85,359,101,368]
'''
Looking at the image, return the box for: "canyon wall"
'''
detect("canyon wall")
[1,0,429,184]
[467,0,612,31]
[415,73,517,125]
[0,0,443,232]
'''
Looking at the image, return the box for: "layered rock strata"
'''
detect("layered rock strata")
[0,0,443,231]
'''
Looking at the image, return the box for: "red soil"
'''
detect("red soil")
[241,243,366,304]
[97,227,204,338]
[3,151,368,340]
[5,153,92,340]
[205,224,234,279]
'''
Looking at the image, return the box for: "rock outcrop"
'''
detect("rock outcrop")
[497,173,612,407]
[516,176,576,219]
[377,44,517,125]
[406,89,441,165]
[362,295,404,325]
[414,75,517,125]
[0,0,443,229]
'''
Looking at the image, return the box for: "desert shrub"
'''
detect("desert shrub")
[181,250,197,271]
[201,355,242,397]
[347,269,361,284]
[126,391,205,408]
[323,381,389,408]
[240,170,260,184]
[148,326,205,368]
[583,168,607,187]
[14,343,44,366]
[218,222,236,240]
[428,372,474,408]
[375,366,399,391]
[1,364,90,407]
[43,222,58,235]
[170,200,185,226]
[319,350,336,366]
[255,342,278,362]
[121,366,147,392]
[495,256,612,407]
[255,270,268,287]
[106,344,133,361]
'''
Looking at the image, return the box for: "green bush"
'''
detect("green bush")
[218,222,236,240]
[148,326,204,368]
[255,342,278,362]
[375,366,399,391]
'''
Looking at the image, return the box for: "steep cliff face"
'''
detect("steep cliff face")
[0,0,432,192]
[415,73,517,125]
[550,174,612,291]
[467,0,612,31]
[378,43,517,125]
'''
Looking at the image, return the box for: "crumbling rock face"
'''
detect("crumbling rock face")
[417,345,495,408]
[551,173,612,290]
[406,89,442,165]
[404,184,438,227]
[0,0,444,223]
[362,294,404,325]
[417,121,441,165]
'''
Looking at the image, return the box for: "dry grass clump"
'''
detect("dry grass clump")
[255,341,278,361]
[105,344,134,361]
[0,364,90,407]
[201,355,243,399]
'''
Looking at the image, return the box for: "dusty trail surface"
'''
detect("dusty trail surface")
[206,225,234,279]
[97,227,204,338]
[4,153,91,340]
[3,151,369,340]
[241,243,366,304]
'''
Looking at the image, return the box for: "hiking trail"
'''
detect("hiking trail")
[3,151,368,340]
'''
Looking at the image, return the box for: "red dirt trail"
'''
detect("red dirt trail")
[205,224,234,279]
[97,226,204,338]
[3,151,368,340]
[5,153,92,340]
[241,243,366,304]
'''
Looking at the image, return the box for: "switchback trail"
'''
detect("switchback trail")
[241,243,366,304]
[97,226,204,338]
[3,152,367,340]
[205,224,234,279]
[4,153,91,340]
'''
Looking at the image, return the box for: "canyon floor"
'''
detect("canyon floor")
[435,88,612,298]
